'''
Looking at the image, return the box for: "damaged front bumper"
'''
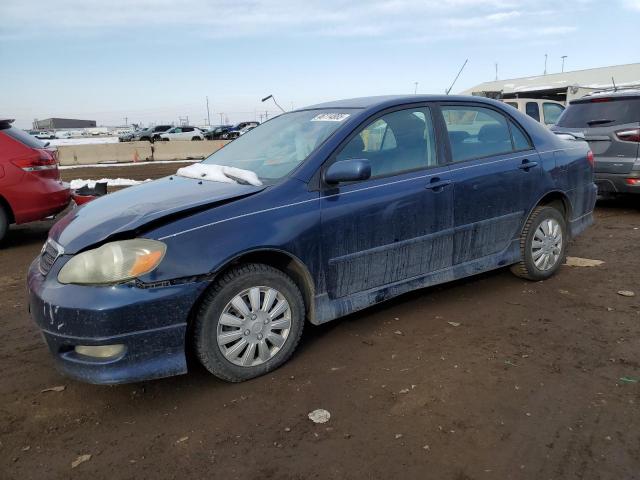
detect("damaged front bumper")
[27,257,209,384]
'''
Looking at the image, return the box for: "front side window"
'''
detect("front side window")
[442,105,529,162]
[335,107,437,178]
[203,108,356,183]
[542,103,565,125]
[525,102,541,122]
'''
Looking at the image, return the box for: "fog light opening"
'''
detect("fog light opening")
[74,344,125,359]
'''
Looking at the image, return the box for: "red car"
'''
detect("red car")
[0,119,70,242]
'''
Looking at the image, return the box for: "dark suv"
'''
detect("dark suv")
[132,125,173,142]
[552,90,640,195]
[204,125,233,140]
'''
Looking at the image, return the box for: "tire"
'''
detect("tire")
[0,206,8,244]
[191,136,202,141]
[193,263,305,382]
[511,206,567,281]
[141,136,151,142]
[162,138,169,142]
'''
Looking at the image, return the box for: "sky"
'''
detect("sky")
[1,0,639,129]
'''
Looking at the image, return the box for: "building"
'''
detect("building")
[32,118,97,130]
[462,63,640,103]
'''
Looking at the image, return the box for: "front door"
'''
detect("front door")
[319,105,454,299]
[438,103,541,265]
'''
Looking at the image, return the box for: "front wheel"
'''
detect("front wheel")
[511,206,567,281]
[0,206,8,244]
[193,264,305,382]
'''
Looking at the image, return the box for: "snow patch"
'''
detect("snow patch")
[176,163,262,186]
[60,160,196,170]
[70,178,150,189]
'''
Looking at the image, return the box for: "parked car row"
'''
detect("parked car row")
[118,121,262,142]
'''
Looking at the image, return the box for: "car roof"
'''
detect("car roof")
[576,89,640,102]
[301,94,501,111]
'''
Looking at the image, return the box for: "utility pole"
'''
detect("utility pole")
[206,96,211,126]
[219,113,224,125]
[414,82,418,94]
[544,54,548,75]
[124,116,128,126]
[561,55,567,73]
[495,63,498,81]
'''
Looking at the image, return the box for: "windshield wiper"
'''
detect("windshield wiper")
[586,119,614,126]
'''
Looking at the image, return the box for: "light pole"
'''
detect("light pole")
[261,94,286,113]
[414,82,418,94]
[561,55,567,73]
[206,96,211,126]
[544,54,548,75]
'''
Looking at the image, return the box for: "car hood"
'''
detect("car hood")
[50,175,265,254]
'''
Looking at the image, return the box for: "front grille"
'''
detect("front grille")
[39,239,62,275]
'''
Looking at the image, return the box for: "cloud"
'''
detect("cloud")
[622,0,640,10]
[0,0,581,43]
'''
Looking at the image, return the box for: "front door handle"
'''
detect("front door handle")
[426,177,452,191]
[518,159,538,171]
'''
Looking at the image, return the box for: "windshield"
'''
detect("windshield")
[202,109,357,182]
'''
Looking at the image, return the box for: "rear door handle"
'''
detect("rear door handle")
[518,159,538,171]
[426,177,452,191]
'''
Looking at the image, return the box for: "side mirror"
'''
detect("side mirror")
[324,159,371,185]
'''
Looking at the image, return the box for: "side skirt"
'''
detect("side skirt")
[312,238,521,325]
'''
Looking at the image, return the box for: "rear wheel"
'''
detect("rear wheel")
[193,263,305,382]
[0,206,8,243]
[511,206,567,281]
[191,136,202,141]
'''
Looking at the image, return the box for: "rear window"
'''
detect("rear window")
[557,97,640,128]
[2,126,46,149]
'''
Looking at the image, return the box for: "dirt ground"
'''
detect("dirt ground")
[2,163,640,479]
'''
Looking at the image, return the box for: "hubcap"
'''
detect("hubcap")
[531,218,563,271]
[217,286,291,367]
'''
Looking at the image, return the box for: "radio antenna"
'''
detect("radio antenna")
[446,59,468,95]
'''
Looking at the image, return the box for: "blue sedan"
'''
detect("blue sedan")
[27,95,597,384]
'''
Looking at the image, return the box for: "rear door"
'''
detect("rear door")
[555,96,640,174]
[438,103,542,265]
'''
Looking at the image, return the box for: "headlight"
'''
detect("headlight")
[58,239,166,285]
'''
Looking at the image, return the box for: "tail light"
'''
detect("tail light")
[626,178,640,186]
[11,148,59,177]
[616,128,640,143]
[586,150,594,167]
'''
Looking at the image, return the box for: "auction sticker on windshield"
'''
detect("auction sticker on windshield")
[311,113,350,122]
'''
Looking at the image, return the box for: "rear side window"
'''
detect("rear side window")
[542,103,564,125]
[441,105,530,162]
[525,102,540,122]
[2,126,46,149]
[557,97,640,128]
